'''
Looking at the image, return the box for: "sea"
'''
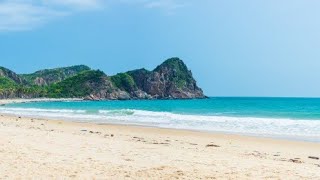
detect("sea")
[1,97,320,142]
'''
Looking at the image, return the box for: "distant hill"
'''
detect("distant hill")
[0,66,27,85]
[0,67,46,99]
[20,65,90,86]
[0,58,206,100]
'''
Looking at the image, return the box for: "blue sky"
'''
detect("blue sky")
[0,0,320,97]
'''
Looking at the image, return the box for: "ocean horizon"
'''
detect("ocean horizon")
[1,97,320,142]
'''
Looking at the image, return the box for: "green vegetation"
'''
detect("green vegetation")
[0,77,17,89]
[176,79,187,89]
[21,65,91,85]
[1,67,106,98]
[0,66,26,84]
[1,69,105,98]
[0,77,46,98]
[110,73,137,92]
[15,86,47,97]
[155,57,191,89]
[47,70,105,98]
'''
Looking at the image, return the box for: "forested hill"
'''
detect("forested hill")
[0,58,206,100]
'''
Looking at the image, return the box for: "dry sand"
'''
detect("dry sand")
[0,113,320,179]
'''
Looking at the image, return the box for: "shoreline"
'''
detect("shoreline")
[5,113,320,144]
[0,98,83,106]
[1,98,320,143]
[2,112,320,145]
[1,113,320,178]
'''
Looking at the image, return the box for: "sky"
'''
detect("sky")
[0,0,320,97]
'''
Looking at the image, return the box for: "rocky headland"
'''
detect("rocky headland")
[0,58,206,100]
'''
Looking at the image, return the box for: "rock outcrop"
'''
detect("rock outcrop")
[85,57,206,100]
[127,58,205,99]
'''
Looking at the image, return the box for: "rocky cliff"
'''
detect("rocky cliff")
[0,58,206,100]
[126,58,205,99]
[85,58,206,100]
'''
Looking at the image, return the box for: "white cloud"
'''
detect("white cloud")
[119,0,187,12]
[0,2,65,31]
[0,0,187,32]
[0,0,102,31]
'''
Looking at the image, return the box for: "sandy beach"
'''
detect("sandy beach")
[0,110,319,179]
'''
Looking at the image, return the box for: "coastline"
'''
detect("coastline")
[0,98,83,106]
[1,112,320,178]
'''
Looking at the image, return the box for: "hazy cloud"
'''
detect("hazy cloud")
[0,0,102,31]
[119,0,187,12]
[0,2,64,31]
[0,0,187,32]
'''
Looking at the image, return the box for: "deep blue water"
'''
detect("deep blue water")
[1,97,320,142]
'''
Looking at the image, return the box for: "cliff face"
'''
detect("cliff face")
[20,65,90,86]
[0,58,206,100]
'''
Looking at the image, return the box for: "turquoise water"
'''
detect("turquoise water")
[1,97,320,142]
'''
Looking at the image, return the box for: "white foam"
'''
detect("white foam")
[1,107,320,142]
[0,107,86,113]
